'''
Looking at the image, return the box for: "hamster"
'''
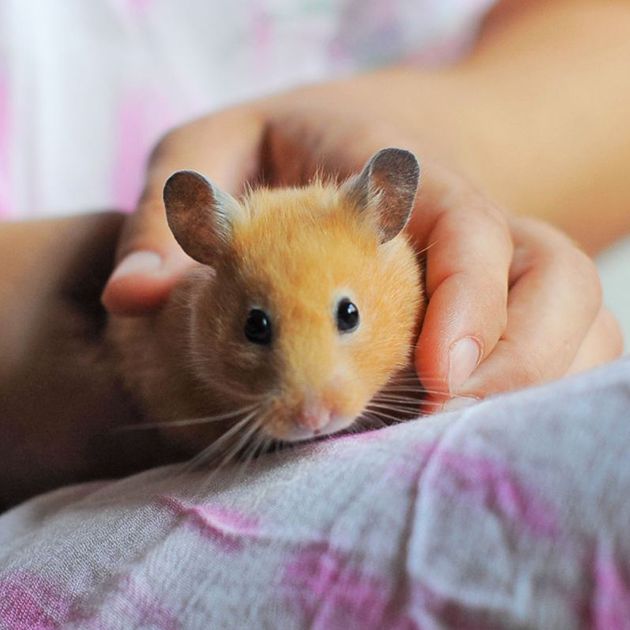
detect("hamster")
[108,148,425,455]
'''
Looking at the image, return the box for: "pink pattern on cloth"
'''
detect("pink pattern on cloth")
[412,581,504,630]
[0,571,74,629]
[589,547,630,630]
[0,570,178,630]
[159,496,261,552]
[0,72,11,219]
[283,543,417,629]
[251,1,273,73]
[112,0,153,15]
[112,89,173,212]
[127,0,153,13]
[401,442,560,539]
[114,576,179,630]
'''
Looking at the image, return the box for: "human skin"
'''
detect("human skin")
[0,214,179,507]
[102,0,627,407]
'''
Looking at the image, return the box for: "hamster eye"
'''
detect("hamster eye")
[244,309,272,345]
[336,298,360,333]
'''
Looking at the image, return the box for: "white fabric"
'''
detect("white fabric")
[0,0,495,219]
[1,358,629,628]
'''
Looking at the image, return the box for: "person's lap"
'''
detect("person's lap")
[0,356,628,627]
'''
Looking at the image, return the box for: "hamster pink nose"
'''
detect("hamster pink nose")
[296,401,332,434]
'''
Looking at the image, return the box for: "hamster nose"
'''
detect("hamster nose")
[296,401,332,434]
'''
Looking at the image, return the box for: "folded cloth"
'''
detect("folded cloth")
[1,357,629,629]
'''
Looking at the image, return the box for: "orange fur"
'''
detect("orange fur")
[108,180,424,452]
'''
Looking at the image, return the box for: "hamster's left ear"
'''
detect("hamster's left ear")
[163,170,242,265]
[342,148,420,243]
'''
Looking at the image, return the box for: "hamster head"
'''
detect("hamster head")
[163,148,424,443]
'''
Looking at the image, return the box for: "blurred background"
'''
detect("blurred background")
[0,0,628,345]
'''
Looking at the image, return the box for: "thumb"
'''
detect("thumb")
[102,108,264,316]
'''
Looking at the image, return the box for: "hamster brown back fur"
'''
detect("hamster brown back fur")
[108,148,425,455]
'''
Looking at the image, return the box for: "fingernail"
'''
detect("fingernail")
[448,337,481,394]
[442,396,479,413]
[110,251,162,280]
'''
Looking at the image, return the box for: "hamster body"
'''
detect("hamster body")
[108,148,425,454]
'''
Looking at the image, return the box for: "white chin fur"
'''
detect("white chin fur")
[277,416,355,443]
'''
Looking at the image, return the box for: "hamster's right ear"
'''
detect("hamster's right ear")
[163,170,242,265]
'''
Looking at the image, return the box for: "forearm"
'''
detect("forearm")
[0,214,173,506]
[461,0,630,253]
[361,1,630,254]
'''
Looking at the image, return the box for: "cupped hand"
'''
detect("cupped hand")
[101,71,623,410]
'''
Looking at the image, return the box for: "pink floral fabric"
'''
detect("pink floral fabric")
[1,358,629,628]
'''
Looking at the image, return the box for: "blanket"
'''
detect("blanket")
[1,358,629,629]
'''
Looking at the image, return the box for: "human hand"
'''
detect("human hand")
[101,71,623,410]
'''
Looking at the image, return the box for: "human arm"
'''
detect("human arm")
[102,0,627,406]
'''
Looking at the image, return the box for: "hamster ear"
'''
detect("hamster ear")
[163,170,242,265]
[342,148,420,243]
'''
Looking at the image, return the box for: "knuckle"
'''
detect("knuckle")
[534,224,603,313]
[149,127,181,165]
[482,202,509,228]
[136,191,166,217]
[471,198,510,236]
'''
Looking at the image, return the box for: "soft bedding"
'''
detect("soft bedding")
[1,357,629,628]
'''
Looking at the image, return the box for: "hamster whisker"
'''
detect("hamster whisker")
[415,238,440,257]
[373,397,424,407]
[366,401,422,416]
[186,416,267,497]
[178,411,260,475]
[214,384,269,404]
[387,378,442,387]
[371,396,422,407]
[390,373,446,382]
[382,381,426,388]
[382,385,445,396]
[115,403,262,432]
[190,376,268,404]
[235,430,273,480]
[374,389,423,399]
[361,408,410,426]
[207,430,259,478]
[356,413,388,431]
[237,431,264,469]
[419,391,450,398]
[197,414,264,472]
[338,418,368,437]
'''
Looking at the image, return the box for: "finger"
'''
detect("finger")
[262,105,425,187]
[453,218,603,399]
[260,120,515,407]
[102,108,265,316]
[567,307,624,374]
[411,167,513,405]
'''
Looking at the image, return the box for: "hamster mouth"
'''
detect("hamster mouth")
[266,413,357,443]
[293,425,348,443]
